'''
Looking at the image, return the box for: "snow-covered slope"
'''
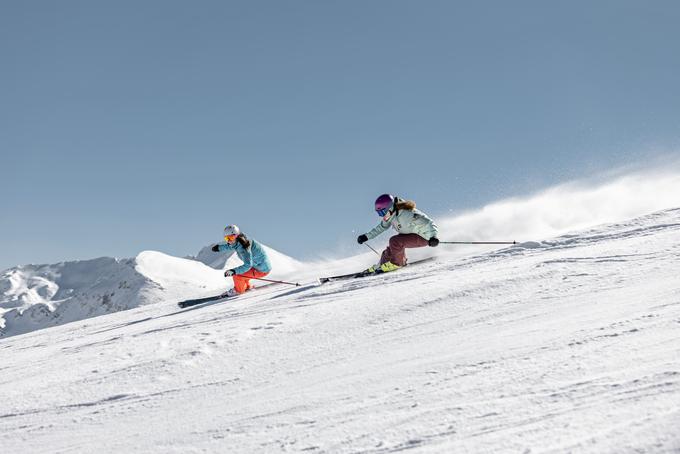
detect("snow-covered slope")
[0,244,303,338]
[1,208,679,452]
[4,167,680,339]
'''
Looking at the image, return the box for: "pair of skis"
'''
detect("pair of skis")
[317,257,434,284]
[177,257,435,308]
[177,293,235,308]
[177,285,274,308]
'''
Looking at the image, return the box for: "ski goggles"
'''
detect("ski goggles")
[376,207,390,217]
[224,234,238,243]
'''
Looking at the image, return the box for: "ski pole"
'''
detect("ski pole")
[243,272,301,287]
[364,243,381,256]
[439,241,517,245]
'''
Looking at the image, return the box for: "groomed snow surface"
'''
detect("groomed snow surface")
[1,208,679,453]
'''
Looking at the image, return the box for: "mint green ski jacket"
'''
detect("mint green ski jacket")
[364,204,439,241]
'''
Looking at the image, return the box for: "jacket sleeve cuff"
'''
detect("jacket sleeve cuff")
[232,265,248,275]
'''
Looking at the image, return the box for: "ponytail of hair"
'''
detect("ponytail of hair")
[395,199,416,211]
[237,233,251,249]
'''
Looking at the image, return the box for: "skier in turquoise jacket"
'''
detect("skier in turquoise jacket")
[357,194,439,273]
[211,225,272,296]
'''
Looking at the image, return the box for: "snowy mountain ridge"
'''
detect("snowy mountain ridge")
[0,245,303,338]
[0,256,149,338]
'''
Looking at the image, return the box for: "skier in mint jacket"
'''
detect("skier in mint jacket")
[357,194,439,273]
[211,224,272,297]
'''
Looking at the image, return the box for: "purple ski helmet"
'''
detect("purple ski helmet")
[374,194,395,216]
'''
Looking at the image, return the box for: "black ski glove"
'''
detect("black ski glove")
[428,237,439,247]
[224,269,236,277]
[211,245,220,252]
[357,234,368,244]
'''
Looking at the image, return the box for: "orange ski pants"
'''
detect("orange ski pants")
[232,268,269,294]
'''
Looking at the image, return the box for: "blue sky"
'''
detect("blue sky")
[2,0,680,270]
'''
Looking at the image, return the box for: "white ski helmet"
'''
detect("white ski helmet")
[223,224,240,242]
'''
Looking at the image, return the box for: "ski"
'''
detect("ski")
[318,257,435,284]
[177,293,233,308]
[177,282,279,308]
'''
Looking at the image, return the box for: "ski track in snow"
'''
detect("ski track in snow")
[0,209,680,452]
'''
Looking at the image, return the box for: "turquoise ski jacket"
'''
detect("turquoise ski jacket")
[364,201,439,241]
[217,239,272,275]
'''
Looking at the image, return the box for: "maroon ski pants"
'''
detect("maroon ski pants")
[380,233,429,266]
